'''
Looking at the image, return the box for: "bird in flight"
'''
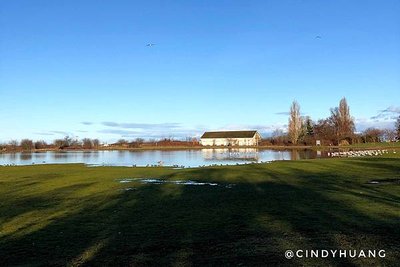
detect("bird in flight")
[315,36,322,39]
[146,43,156,47]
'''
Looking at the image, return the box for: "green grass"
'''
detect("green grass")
[313,142,400,149]
[1,154,399,266]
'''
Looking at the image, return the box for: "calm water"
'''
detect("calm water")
[0,149,327,167]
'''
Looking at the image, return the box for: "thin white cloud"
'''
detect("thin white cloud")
[49,130,73,136]
[370,105,400,120]
[101,121,181,129]
[98,129,141,135]
[275,111,290,116]
[98,127,203,140]
[355,118,396,132]
[33,130,75,137]
[34,132,55,136]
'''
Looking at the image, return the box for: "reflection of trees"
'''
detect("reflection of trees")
[272,151,286,161]
[33,152,46,158]
[270,149,322,161]
[290,149,319,160]
[202,148,259,161]
[82,151,99,158]
[19,153,32,161]
[290,150,300,160]
[8,153,17,160]
[54,152,69,159]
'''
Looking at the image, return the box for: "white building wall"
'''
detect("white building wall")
[200,137,257,146]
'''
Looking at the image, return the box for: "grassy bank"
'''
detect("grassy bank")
[311,142,400,150]
[0,155,399,266]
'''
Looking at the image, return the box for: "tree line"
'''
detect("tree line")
[0,137,102,151]
[273,97,400,146]
[0,137,201,152]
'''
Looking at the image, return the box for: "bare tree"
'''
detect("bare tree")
[82,138,93,149]
[135,138,144,144]
[63,136,73,147]
[271,128,286,145]
[190,137,199,145]
[314,119,336,145]
[364,128,383,143]
[54,139,63,148]
[92,139,100,148]
[34,140,47,149]
[117,139,128,146]
[288,101,302,144]
[396,115,400,141]
[20,139,34,150]
[8,140,18,150]
[70,137,81,147]
[382,129,396,142]
[329,98,355,141]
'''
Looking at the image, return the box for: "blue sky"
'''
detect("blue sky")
[1,0,399,142]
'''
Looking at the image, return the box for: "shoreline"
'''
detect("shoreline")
[1,143,400,153]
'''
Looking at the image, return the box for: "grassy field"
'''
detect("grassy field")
[0,154,399,266]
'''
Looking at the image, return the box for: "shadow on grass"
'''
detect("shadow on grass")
[340,158,400,174]
[0,161,399,266]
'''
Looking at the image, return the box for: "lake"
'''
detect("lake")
[0,149,328,167]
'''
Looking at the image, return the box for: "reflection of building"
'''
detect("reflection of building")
[202,148,259,161]
[200,131,261,146]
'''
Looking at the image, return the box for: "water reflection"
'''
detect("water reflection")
[54,152,69,159]
[81,151,99,159]
[0,149,326,167]
[290,150,299,160]
[292,149,318,160]
[33,152,46,158]
[19,153,32,161]
[202,148,259,161]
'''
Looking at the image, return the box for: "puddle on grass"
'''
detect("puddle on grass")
[367,179,400,185]
[117,178,233,188]
[122,187,136,191]
[119,179,135,183]
[173,180,219,186]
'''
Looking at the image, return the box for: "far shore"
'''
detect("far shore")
[1,142,400,153]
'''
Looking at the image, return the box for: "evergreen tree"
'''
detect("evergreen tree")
[305,116,314,136]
